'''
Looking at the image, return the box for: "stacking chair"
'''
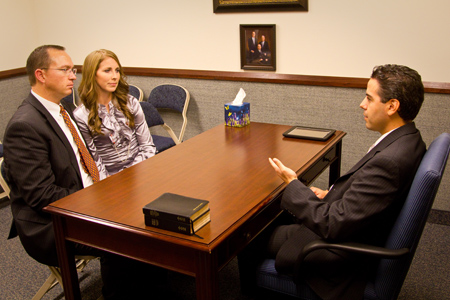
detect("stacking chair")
[61,88,77,110]
[0,156,10,199]
[140,101,177,153]
[147,84,190,144]
[32,256,98,300]
[1,155,98,299]
[250,133,450,300]
[129,84,144,102]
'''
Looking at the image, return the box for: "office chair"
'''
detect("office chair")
[250,132,450,300]
[139,101,177,153]
[129,84,144,102]
[147,84,190,144]
[60,88,77,110]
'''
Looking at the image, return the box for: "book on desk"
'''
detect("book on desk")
[143,193,210,235]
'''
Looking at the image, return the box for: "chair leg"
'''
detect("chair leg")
[31,268,59,300]
[32,258,100,300]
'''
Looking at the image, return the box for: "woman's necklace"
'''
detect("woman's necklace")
[111,140,131,162]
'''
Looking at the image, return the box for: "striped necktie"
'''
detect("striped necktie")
[60,105,100,183]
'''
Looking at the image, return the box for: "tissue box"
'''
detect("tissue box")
[224,102,250,127]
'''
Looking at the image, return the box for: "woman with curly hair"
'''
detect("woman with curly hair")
[74,49,155,178]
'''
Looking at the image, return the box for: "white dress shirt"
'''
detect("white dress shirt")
[31,90,94,188]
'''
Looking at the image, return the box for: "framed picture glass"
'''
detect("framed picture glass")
[240,24,276,71]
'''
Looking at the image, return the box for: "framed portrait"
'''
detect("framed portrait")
[214,0,308,13]
[240,24,276,71]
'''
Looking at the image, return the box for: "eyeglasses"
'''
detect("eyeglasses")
[41,68,77,76]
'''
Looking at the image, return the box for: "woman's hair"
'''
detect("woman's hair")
[78,49,134,135]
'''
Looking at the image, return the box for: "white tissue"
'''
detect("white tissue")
[231,88,246,105]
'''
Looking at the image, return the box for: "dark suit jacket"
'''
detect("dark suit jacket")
[278,122,426,300]
[259,41,270,52]
[4,93,84,267]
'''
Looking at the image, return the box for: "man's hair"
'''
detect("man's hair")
[371,64,424,121]
[26,45,65,86]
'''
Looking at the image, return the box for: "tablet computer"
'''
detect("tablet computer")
[283,126,336,141]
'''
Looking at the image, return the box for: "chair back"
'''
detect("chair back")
[139,101,177,153]
[60,88,77,110]
[368,133,450,300]
[140,102,165,127]
[148,84,190,143]
[129,84,144,101]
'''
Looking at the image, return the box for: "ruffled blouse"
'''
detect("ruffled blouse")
[74,95,156,178]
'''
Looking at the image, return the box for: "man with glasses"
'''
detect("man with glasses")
[4,45,153,299]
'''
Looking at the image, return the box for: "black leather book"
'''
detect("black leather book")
[144,209,210,235]
[143,193,210,224]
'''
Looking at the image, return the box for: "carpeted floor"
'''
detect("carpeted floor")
[1,196,449,300]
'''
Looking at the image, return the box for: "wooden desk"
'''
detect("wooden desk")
[44,122,345,300]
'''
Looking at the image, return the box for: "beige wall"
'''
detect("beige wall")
[1,0,450,82]
[0,0,36,71]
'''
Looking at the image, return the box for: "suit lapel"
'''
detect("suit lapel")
[343,122,418,177]
[26,94,82,179]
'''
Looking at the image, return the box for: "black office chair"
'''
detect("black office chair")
[249,133,450,300]
[139,101,177,153]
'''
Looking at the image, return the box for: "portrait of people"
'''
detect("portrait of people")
[240,25,276,71]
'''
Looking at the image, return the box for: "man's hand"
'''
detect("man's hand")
[268,158,298,184]
[310,187,328,199]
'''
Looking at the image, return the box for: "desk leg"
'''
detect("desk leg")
[52,215,81,300]
[195,251,219,300]
[329,140,342,187]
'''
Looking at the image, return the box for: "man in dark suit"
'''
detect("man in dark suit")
[239,64,426,300]
[247,31,258,62]
[259,34,270,52]
[4,45,157,299]
[4,45,94,266]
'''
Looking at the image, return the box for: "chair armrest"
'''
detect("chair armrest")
[294,239,409,278]
[302,240,409,259]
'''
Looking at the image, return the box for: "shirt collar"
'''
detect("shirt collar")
[31,90,61,116]
[372,127,398,150]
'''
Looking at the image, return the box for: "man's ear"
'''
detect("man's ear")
[386,98,400,116]
[35,69,45,84]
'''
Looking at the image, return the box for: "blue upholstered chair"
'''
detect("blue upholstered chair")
[251,133,450,300]
[129,84,144,102]
[60,88,77,110]
[147,84,190,144]
[139,101,177,153]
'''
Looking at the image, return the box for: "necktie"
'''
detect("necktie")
[60,105,100,183]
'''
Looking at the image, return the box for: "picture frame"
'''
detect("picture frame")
[213,0,308,13]
[240,24,276,71]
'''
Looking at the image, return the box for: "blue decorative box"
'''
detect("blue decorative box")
[224,102,250,127]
